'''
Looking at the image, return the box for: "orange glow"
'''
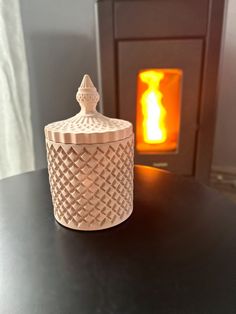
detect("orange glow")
[139,70,167,144]
[136,69,182,153]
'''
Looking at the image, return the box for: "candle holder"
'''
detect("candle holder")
[45,75,134,231]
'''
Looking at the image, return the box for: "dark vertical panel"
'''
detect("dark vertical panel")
[195,0,226,182]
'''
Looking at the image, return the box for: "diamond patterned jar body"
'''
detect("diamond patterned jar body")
[46,135,134,231]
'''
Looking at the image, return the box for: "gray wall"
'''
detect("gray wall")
[20,0,97,170]
[212,0,236,173]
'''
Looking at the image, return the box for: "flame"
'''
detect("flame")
[139,70,167,144]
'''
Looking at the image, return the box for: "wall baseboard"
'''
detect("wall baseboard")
[210,165,236,193]
[211,165,236,175]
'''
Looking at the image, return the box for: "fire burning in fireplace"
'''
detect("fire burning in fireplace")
[139,70,167,144]
[136,69,182,153]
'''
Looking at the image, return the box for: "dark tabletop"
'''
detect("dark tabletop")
[0,165,236,314]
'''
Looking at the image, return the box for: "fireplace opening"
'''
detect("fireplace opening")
[136,69,182,153]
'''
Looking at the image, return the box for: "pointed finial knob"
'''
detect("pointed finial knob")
[76,74,100,114]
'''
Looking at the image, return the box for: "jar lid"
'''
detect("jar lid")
[44,75,133,144]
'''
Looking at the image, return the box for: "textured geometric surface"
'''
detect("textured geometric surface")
[45,113,133,145]
[46,135,134,230]
[46,113,131,133]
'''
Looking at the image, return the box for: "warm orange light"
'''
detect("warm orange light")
[136,68,182,153]
[139,70,167,144]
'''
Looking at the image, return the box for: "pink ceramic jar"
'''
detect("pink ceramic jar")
[44,75,134,231]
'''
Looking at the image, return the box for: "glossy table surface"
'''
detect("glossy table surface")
[0,165,236,314]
